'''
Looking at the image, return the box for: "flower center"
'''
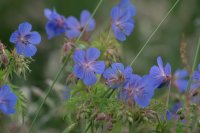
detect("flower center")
[19,36,28,44]
[56,18,65,28]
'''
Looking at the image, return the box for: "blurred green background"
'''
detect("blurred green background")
[0,0,200,132]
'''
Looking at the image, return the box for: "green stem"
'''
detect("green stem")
[129,0,180,66]
[186,37,200,93]
[166,81,171,110]
[106,89,115,98]
[101,88,111,97]
[84,122,92,133]
[29,56,70,132]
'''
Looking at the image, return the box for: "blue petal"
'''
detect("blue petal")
[118,0,136,16]
[134,94,151,108]
[192,71,200,81]
[0,85,17,115]
[111,63,124,72]
[157,56,163,70]
[134,82,154,108]
[66,29,80,39]
[67,16,80,29]
[80,10,96,31]
[150,66,161,79]
[165,63,171,76]
[120,22,134,36]
[103,68,117,79]
[86,47,100,61]
[44,8,52,19]
[73,64,84,79]
[16,43,37,57]
[191,82,200,90]
[175,80,188,93]
[110,6,120,20]
[150,66,164,87]
[73,49,85,63]
[26,31,41,45]
[9,31,19,43]
[18,22,32,34]
[124,66,133,79]
[83,71,97,86]
[174,69,188,79]
[112,25,126,41]
[166,111,172,120]
[119,12,132,23]
[0,84,10,95]
[92,61,105,74]
[198,64,200,71]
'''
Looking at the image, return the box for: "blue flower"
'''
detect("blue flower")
[66,10,95,39]
[149,56,172,88]
[120,75,155,108]
[191,64,200,90]
[73,47,105,86]
[0,84,17,115]
[103,63,132,89]
[44,8,68,39]
[110,0,135,41]
[166,102,186,123]
[9,22,41,57]
[174,69,188,93]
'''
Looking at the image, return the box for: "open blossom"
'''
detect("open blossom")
[149,56,172,88]
[120,75,155,108]
[103,63,132,89]
[174,69,188,93]
[66,10,95,39]
[44,8,68,39]
[0,84,17,115]
[110,0,135,41]
[9,22,41,57]
[73,47,105,86]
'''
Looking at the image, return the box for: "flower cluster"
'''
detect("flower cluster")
[73,48,165,108]
[44,9,95,40]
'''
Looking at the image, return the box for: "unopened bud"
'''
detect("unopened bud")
[1,54,8,65]
[96,113,106,121]
[0,42,4,51]
[107,122,113,131]
[63,42,75,54]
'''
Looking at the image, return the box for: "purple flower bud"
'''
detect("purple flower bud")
[1,54,8,65]
[96,113,106,121]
